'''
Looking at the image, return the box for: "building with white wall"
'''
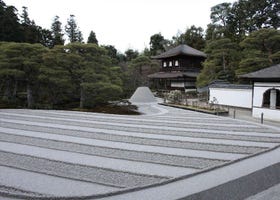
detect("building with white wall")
[208,64,280,122]
[209,83,252,109]
[240,64,280,122]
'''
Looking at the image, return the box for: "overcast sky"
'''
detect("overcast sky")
[5,0,235,53]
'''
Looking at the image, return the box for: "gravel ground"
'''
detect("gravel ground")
[0,151,168,188]
[0,185,48,197]
[1,109,257,127]
[1,112,277,133]
[245,183,280,200]
[1,119,280,143]
[0,165,118,197]
[0,133,226,169]
[0,129,267,154]
[0,106,279,199]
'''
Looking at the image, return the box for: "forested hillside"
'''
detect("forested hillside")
[0,0,279,109]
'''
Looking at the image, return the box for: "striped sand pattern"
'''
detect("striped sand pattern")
[0,106,279,199]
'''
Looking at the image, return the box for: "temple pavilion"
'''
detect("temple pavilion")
[148,44,206,91]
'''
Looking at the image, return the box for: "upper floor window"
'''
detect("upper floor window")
[163,62,167,67]
[169,61,173,67]
[175,60,179,67]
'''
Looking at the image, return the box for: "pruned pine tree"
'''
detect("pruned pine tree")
[237,28,280,75]
[196,38,240,87]
[0,42,47,108]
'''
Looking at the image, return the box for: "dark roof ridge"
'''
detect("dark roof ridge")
[152,44,207,59]
[239,64,280,79]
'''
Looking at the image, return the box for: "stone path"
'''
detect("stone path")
[0,105,279,199]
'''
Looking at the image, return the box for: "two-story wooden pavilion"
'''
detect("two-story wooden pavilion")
[148,44,206,91]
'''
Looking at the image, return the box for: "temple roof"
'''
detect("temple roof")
[148,71,199,79]
[152,44,207,59]
[209,83,252,89]
[239,64,280,80]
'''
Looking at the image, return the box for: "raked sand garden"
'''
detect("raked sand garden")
[0,103,280,199]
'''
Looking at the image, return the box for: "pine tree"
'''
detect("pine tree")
[65,15,83,43]
[51,15,64,46]
[0,0,22,42]
[149,33,166,56]
[20,6,40,43]
[20,6,31,25]
[87,31,98,44]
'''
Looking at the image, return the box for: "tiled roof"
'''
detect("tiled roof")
[239,64,280,80]
[152,44,207,59]
[148,71,199,79]
[209,83,252,89]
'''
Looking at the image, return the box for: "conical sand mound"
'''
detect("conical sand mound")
[129,87,157,104]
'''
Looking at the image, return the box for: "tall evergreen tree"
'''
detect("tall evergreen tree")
[65,14,83,43]
[38,27,54,48]
[207,0,280,42]
[172,25,206,50]
[0,0,22,42]
[77,30,83,43]
[236,28,280,75]
[87,31,98,44]
[51,15,64,46]
[149,33,166,56]
[229,0,280,36]
[20,6,40,43]
[20,6,31,25]
[124,49,139,61]
[197,38,240,87]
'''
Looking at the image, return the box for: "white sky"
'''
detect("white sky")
[4,0,235,53]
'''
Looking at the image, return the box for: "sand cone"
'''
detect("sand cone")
[129,87,157,104]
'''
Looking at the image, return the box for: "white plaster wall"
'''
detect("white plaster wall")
[253,107,280,122]
[253,82,280,107]
[252,82,280,122]
[209,88,252,108]
[171,82,196,88]
[171,82,184,88]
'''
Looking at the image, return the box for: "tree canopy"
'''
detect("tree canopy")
[197,38,240,87]
[236,28,280,75]
[197,0,280,87]
[172,25,206,50]
[0,0,279,109]
[0,42,124,108]
[149,33,166,56]
[207,0,280,41]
